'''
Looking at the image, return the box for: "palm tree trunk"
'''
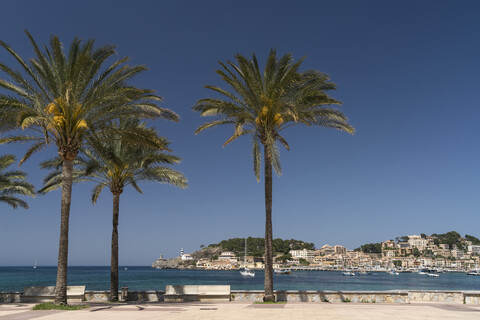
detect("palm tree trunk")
[263,146,275,302]
[110,193,120,302]
[54,159,74,305]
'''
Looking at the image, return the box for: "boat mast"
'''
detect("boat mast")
[244,238,247,266]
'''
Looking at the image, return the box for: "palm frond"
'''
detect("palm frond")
[193,49,354,179]
[91,183,107,204]
[252,137,261,181]
[0,154,35,209]
[0,31,179,165]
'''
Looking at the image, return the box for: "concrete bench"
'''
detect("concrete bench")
[164,285,230,302]
[22,286,86,303]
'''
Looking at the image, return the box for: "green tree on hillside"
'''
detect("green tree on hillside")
[194,50,354,301]
[0,32,177,304]
[299,258,310,266]
[211,237,314,258]
[465,235,480,245]
[276,253,292,264]
[356,243,382,254]
[395,236,409,243]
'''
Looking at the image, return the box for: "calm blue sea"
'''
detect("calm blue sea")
[1,267,480,292]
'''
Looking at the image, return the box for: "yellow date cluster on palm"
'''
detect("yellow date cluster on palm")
[255,106,283,128]
[44,98,88,131]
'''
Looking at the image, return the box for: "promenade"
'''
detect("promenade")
[1,302,480,320]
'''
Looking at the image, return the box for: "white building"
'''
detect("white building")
[467,245,480,255]
[408,235,427,250]
[180,248,193,261]
[451,249,464,260]
[218,251,237,262]
[290,249,315,261]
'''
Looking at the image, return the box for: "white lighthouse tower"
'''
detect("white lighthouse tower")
[180,248,193,261]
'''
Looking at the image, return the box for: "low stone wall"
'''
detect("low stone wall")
[0,292,22,303]
[3,289,480,304]
[231,290,408,303]
[408,291,464,303]
[84,290,165,302]
[129,291,165,302]
[464,292,480,304]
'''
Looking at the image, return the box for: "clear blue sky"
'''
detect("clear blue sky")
[1,0,479,266]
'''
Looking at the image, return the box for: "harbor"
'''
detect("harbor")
[2,267,480,293]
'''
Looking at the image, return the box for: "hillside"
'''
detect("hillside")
[354,231,480,254]
[151,237,314,269]
[208,237,315,257]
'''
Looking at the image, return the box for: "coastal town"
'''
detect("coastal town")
[153,233,480,272]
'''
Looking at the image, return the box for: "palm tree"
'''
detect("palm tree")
[40,120,187,301]
[0,155,35,209]
[193,49,354,301]
[0,32,178,304]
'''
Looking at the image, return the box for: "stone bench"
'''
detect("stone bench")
[164,285,230,302]
[22,286,86,303]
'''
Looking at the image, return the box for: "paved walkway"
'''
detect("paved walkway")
[1,302,480,320]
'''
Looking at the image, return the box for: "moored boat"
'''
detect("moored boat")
[239,238,255,277]
[274,269,292,274]
[240,268,255,277]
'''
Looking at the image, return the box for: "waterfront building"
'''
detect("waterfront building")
[397,242,410,249]
[408,235,427,251]
[218,251,237,262]
[425,238,436,248]
[313,255,335,266]
[467,245,480,254]
[334,245,347,255]
[318,245,335,255]
[439,244,450,250]
[399,247,414,256]
[290,249,315,261]
[431,248,451,257]
[382,240,396,249]
[196,258,211,269]
[452,249,464,259]
[384,249,396,257]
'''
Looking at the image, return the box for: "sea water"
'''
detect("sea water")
[1,267,480,292]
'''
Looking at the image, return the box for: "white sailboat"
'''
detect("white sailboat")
[33,259,37,269]
[387,269,399,275]
[239,238,255,277]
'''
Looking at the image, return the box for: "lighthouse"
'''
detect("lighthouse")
[180,248,193,261]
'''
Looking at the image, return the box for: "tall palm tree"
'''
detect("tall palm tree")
[40,120,187,301]
[0,155,35,209]
[193,49,354,301]
[0,32,178,304]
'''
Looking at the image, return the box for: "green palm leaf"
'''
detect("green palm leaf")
[0,155,35,209]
